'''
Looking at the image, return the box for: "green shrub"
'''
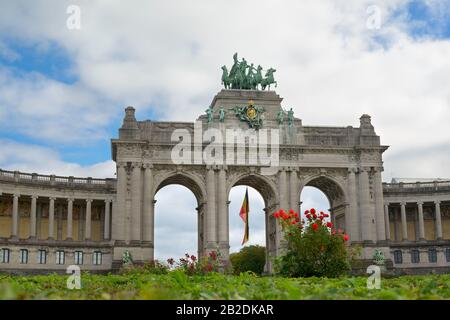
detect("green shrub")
[274,208,351,278]
[230,245,266,275]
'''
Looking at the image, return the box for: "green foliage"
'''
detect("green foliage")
[230,245,266,275]
[274,208,351,278]
[0,272,449,300]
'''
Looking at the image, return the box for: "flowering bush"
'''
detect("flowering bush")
[167,251,221,276]
[274,208,351,278]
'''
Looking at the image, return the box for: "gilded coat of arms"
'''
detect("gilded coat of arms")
[231,100,265,129]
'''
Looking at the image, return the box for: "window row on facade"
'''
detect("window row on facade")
[392,248,450,264]
[0,248,102,265]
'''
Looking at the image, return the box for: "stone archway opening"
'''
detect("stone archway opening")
[152,173,207,263]
[300,176,347,233]
[228,174,279,274]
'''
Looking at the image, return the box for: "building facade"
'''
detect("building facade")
[0,90,449,274]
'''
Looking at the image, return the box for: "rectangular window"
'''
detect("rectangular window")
[74,251,83,265]
[37,250,47,264]
[446,248,450,262]
[393,250,402,264]
[411,250,420,263]
[0,248,10,263]
[92,251,102,265]
[428,249,437,263]
[19,249,28,264]
[56,251,65,265]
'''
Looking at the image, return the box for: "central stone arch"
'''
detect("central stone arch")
[227,172,280,273]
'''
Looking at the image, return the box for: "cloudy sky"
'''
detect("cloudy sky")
[0,1,449,260]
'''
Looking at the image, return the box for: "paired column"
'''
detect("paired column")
[29,195,38,239]
[143,163,154,243]
[11,194,19,238]
[358,168,374,242]
[130,162,143,241]
[217,166,228,250]
[373,168,386,241]
[206,166,217,248]
[400,202,408,241]
[417,201,425,241]
[289,168,298,211]
[346,168,359,242]
[434,200,443,240]
[384,203,390,241]
[104,199,111,240]
[48,197,55,240]
[67,198,74,240]
[114,162,128,241]
[85,199,92,240]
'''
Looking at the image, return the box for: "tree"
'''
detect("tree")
[230,245,266,275]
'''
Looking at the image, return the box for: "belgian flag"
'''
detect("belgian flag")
[239,188,249,245]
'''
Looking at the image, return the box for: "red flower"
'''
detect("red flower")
[282,213,289,220]
[331,229,336,235]
[289,209,295,214]
[304,210,309,215]
[206,263,213,272]
[295,217,300,222]
[294,212,299,218]
[319,216,324,221]
[310,208,316,215]
[291,220,296,225]
[191,255,196,261]
[343,234,349,242]
[326,222,333,228]
[279,209,286,215]
[323,213,329,218]
[274,211,280,218]
[312,223,318,231]
[305,214,311,219]
[209,251,217,261]
[312,213,317,219]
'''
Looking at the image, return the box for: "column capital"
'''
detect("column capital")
[130,161,142,169]
[143,163,154,170]
[434,200,441,205]
[384,202,390,207]
[348,167,357,174]
[417,201,424,205]
[13,193,20,198]
[104,198,113,203]
[358,166,371,173]
[372,166,384,173]
[31,195,39,200]
[85,198,93,203]
[400,201,407,206]
[117,161,128,168]
[67,197,74,202]
[49,196,56,201]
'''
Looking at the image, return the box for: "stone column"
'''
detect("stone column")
[78,205,84,241]
[104,199,111,240]
[85,199,92,240]
[131,162,142,242]
[11,194,19,239]
[206,166,217,248]
[30,195,38,239]
[400,202,408,241]
[417,201,425,241]
[142,163,154,243]
[434,200,443,240]
[66,198,74,240]
[57,204,63,240]
[217,166,229,256]
[359,168,374,242]
[289,168,298,211]
[346,168,359,242]
[373,168,386,241]
[48,197,55,240]
[277,168,288,253]
[383,203,391,241]
[113,162,127,242]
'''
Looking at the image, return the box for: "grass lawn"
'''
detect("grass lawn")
[0,271,449,300]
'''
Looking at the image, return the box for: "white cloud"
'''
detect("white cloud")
[0,139,115,177]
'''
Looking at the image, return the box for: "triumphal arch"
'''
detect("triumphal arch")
[111,55,390,272]
[2,54,448,274]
